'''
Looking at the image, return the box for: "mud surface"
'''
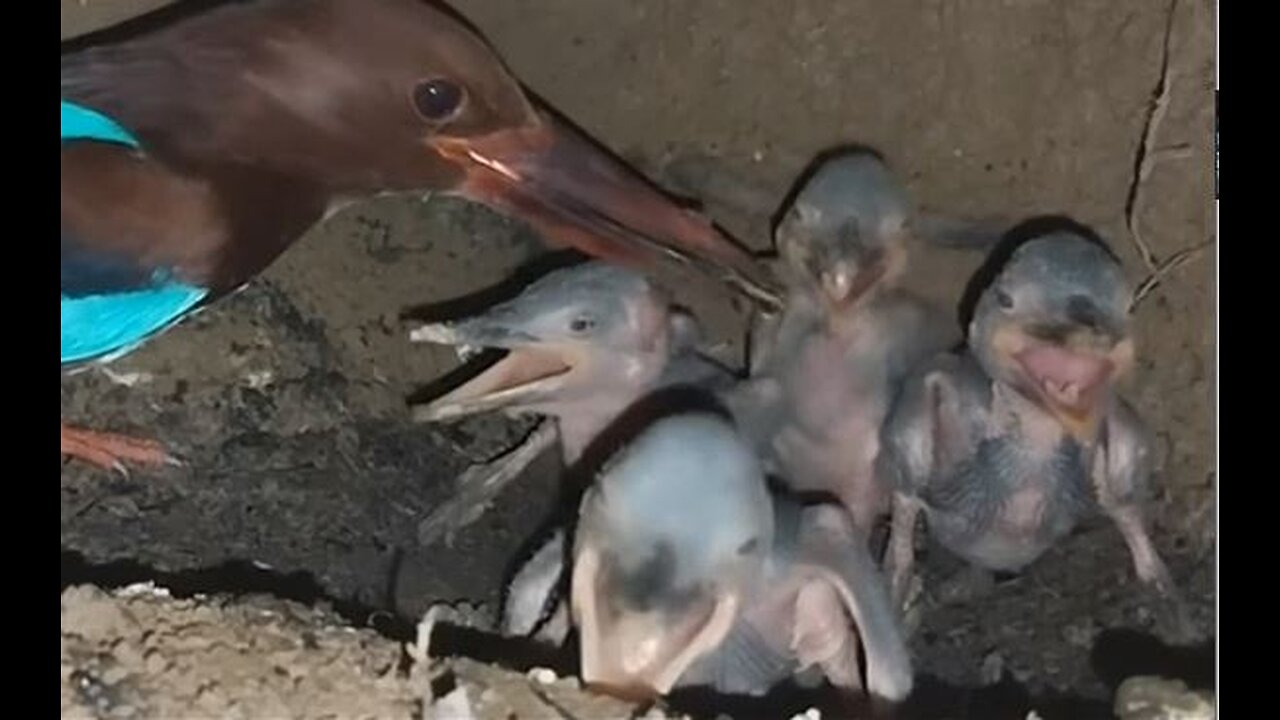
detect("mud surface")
[62,1,1215,717]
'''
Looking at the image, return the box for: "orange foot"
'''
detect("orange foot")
[61,422,179,475]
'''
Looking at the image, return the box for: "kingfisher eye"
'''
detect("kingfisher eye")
[411,78,466,122]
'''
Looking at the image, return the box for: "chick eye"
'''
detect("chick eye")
[411,78,466,122]
[569,315,597,333]
[995,289,1014,310]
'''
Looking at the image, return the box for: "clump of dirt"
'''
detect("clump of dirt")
[61,584,418,719]
[61,584,1213,720]
[60,584,661,720]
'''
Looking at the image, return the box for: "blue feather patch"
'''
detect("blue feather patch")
[60,100,208,364]
[61,100,140,148]
[61,274,209,364]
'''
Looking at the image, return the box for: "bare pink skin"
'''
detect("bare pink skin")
[729,287,957,533]
[701,504,912,701]
[565,412,913,702]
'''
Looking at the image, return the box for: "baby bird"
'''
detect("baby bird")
[570,409,913,703]
[879,230,1191,636]
[727,151,959,533]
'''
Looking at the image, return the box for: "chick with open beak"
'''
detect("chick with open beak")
[727,151,958,534]
[971,234,1136,442]
[408,261,732,547]
[880,231,1192,638]
[410,261,730,460]
[571,410,913,704]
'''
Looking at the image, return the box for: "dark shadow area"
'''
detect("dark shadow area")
[428,623,575,676]
[1089,628,1215,694]
[900,673,1113,720]
[667,681,854,720]
[667,670,1116,720]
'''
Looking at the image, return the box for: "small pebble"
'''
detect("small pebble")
[527,667,558,684]
[1115,676,1215,720]
[119,582,171,598]
[980,651,1004,685]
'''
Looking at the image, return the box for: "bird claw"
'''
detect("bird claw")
[61,424,180,477]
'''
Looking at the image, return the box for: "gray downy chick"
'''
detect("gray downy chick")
[879,231,1191,636]
[568,410,914,704]
[727,151,960,534]
[408,260,734,630]
[411,260,730,463]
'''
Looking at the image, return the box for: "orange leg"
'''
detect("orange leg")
[61,421,177,475]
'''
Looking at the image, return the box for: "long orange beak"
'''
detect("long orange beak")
[434,114,781,309]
